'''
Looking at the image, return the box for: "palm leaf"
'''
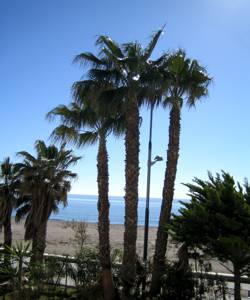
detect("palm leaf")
[73,52,106,67]
[17,151,36,163]
[96,36,124,58]
[77,131,99,146]
[144,26,165,60]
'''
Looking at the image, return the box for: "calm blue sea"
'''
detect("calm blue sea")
[50,195,188,227]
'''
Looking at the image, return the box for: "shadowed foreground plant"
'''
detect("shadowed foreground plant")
[156,262,195,300]
[67,247,103,299]
[0,242,30,293]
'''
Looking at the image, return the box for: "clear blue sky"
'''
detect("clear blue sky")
[1,0,250,198]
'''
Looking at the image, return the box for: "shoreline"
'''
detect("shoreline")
[49,218,159,228]
[1,218,175,258]
[0,218,229,274]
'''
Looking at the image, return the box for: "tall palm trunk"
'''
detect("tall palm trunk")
[31,221,47,263]
[4,210,12,247]
[30,232,38,264]
[151,104,181,295]
[97,133,116,300]
[3,210,12,265]
[122,93,140,299]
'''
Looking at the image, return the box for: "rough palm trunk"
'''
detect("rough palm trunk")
[97,133,116,300]
[3,211,12,265]
[4,211,12,247]
[31,221,47,263]
[30,233,38,264]
[151,104,181,296]
[234,264,241,300]
[122,93,140,299]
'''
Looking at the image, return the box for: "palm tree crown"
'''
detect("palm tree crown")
[161,50,211,108]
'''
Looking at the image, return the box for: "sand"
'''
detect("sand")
[0,219,178,258]
[0,219,228,273]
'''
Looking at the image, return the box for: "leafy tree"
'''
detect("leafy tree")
[0,157,19,247]
[47,97,124,300]
[15,141,79,262]
[170,171,250,300]
[151,50,211,295]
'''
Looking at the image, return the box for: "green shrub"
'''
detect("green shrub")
[158,262,195,300]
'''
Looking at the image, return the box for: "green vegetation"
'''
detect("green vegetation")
[15,141,80,263]
[2,28,249,300]
[0,243,228,299]
[170,171,250,300]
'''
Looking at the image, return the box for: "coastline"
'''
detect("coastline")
[0,218,228,274]
[1,218,177,258]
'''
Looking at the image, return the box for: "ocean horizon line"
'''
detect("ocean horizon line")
[47,194,189,226]
[68,193,189,202]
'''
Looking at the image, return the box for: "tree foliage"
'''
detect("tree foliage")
[170,171,250,299]
[15,141,80,261]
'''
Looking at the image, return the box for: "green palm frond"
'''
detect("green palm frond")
[88,67,122,84]
[17,151,36,163]
[72,80,100,102]
[47,104,81,127]
[73,52,106,67]
[77,131,99,146]
[50,125,80,144]
[107,114,126,138]
[96,35,124,59]
[35,140,49,158]
[143,26,165,60]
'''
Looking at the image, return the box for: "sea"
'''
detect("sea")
[50,194,188,227]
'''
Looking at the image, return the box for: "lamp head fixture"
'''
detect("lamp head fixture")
[151,155,163,166]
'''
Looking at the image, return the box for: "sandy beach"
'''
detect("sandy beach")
[0,219,227,273]
[0,219,176,258]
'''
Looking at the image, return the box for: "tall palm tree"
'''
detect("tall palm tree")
[0,157,19,247]
[15,141,79,262]
[47,98,124,300]
[77,30,164,298]
[150,50,211,295]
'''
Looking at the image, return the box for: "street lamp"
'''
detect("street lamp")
[143,104,163,262]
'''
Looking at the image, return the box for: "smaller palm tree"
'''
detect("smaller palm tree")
[0,157,19,248]
[15,141,80,262]
[48,96,124,300]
